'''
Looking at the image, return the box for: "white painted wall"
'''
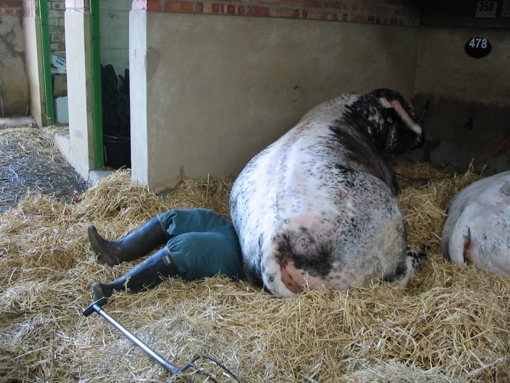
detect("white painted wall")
[129,11,148,186]
[64,9,95,180]
[1,14,29,117]
[130,12,419,192]
[23,16,44,126]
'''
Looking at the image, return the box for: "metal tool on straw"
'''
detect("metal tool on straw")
[83,297,243,383]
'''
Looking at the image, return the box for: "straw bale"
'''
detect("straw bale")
[1,159,509,383]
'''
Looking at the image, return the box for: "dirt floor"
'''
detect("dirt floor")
[0,118,90,214]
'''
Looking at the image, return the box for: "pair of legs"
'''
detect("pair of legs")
[88,209,245,300]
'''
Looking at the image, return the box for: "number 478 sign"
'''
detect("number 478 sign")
[475,1,498,17]
[464,38,492,59]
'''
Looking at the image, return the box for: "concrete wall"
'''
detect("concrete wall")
[421,0,510,28]
[131,12,419,192]
[412,26,510,174]
[51,0,509,190]
[63,5,95,180]
[0,3,29,117]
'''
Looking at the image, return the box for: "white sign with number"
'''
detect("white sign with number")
[476,1,498,17]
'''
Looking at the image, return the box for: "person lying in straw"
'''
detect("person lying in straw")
[88,208,246,300]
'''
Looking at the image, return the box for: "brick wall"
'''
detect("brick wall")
[19,1,66,55]
[48,0,65,55]
[133,0,420,26]
[1,0,28,116]
[0,0,23,16]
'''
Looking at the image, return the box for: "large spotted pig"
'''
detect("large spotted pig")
[442,171,510,276]
[230,89,425,297]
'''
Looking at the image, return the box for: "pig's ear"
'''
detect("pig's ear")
[389,99,422,136]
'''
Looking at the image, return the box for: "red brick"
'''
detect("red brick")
[324,12,334,20]
[270,7,297,18]
[310,10,330,20]
[303,0,321,8]
[97,0,421,25]
[274,0,301,7]
[147,0,162,11]
[376,5,390,15]
[349,13,368,23]
[343,2,358,12]
[360,4,375,13]
[246,5,269,16]
[234,5,245,14]
[222,4,245,14]
[328,11,338,20]
[200,2,215,13]
[0,0,23,7]
[165,1,193,12]
[324,1,342,10]
[225,4,245,14]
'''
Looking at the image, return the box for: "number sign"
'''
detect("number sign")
[475,1,498,17]
[464,38,492,58]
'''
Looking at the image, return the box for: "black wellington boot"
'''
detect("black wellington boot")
[88,216,169,266]
[91,247,180,300]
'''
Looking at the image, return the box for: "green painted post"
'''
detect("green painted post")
[38,0,55,125]
[90,0,104,168]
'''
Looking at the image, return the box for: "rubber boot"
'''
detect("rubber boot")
[88,216,169,266]
[91,247,180,300]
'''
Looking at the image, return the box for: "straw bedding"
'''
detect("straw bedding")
[1,158,509,383]
[0,126,88,213]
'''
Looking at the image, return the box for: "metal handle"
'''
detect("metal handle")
[83,298,185,376]
[83,298,243,383]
